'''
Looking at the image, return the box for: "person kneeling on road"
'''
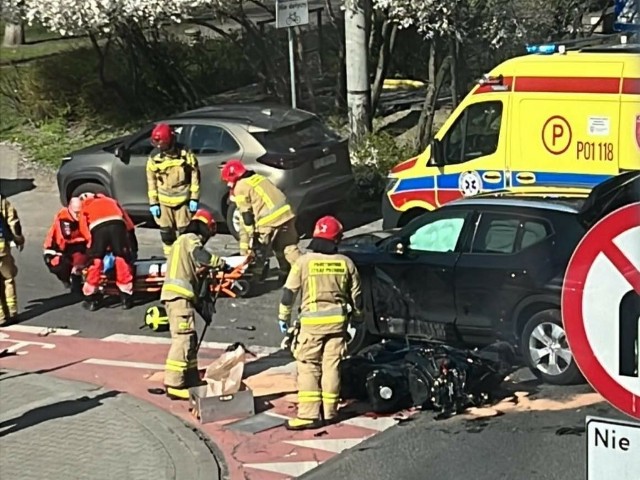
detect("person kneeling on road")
[0,194,25,326]
[78,193,138,311]
[146,123,201,256]
[278,215,362,431]
[160,209,230,400]
[43,197,88,293]
[221,159,301,282]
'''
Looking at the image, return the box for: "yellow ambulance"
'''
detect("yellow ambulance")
[382,42,640,229]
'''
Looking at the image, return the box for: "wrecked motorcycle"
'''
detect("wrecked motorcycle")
[340,339,516,418]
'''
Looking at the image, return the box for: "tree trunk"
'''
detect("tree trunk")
[449,38,459,108]
[294,27,317,112]
[344,0,372,149]
[416,43,451,152]
[3,21,25,47]
[371,21,397,115]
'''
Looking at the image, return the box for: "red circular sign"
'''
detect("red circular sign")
[541,115,572,155]
[562,202,640,420]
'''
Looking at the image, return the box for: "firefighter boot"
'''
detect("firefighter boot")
[285,417,325,431]
[82,293,103,312]
[166,387,191,401]
[120,292,134,310]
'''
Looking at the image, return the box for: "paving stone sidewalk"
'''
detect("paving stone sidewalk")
[0,369,225,480]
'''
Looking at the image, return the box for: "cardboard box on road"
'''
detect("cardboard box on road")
[189,382,255,424]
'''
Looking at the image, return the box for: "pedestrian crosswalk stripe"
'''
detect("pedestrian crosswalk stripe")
[83,358,165,370]
[243,461,320,477]
[100,333,280,356]
[341,416,399,431]
[284,438,366,454]
[0,325,80,336]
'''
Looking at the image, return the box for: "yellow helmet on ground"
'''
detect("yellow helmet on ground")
[144,305,169,332]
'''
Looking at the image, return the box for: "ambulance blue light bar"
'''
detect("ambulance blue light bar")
[526,44,566,54]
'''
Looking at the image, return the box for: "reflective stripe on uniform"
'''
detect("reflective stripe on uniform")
[178,322,191,330]
[158,188,190,207]
[166,359,187,372]
[299,314,346,325]
[246,175,292,227]
[322,392,339,402]
[307,276,317,313]
[256,204,293,227]
[148,189,158,201]
[163,245,196,298]
[298,391,322,402]
[147,158,186,171]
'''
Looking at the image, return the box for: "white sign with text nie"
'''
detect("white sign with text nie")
[587,416,640,480]
[276,0,309,28]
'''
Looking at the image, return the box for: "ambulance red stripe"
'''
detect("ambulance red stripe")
[473,76,640,95]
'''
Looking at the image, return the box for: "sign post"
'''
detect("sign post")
[562,202,640,478]
[276,0,310,109]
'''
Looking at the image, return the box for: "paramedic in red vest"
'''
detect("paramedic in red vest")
[78,193,138,311]
[43,197,88,293]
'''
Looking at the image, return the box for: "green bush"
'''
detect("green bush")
[350,131,417,202]
[0,32,259,166]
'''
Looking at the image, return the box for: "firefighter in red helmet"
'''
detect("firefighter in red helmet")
[160,208,230,399]
[221,159,300,281]
[78,193,138,311]
[278,215,362,430]
[146,123,201,256]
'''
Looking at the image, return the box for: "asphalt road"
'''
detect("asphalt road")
[300,383,632,480]
[1,158,380,348]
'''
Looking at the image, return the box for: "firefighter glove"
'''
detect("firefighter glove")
[150,205,161,218]
[189,200,198,213]
[278,320,288,333]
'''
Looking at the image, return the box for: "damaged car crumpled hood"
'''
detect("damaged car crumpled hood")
[340,339,517,419]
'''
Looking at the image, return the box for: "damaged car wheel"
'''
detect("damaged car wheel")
[521,309,583,385]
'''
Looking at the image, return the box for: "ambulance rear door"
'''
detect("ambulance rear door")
[509,61,623,189]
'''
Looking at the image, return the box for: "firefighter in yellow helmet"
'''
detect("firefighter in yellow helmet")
[160,208,229,399]
[221,160,301,281]
[0,194,25,325]
[278,216,362,430]
[147,123,201,256]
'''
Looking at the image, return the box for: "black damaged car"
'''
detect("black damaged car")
[340,172,640,386]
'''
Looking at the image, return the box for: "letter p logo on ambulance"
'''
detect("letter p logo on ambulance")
[635,115,640,150]
[542,115,573,155]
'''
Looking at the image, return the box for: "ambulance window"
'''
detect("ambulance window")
[443,101,503,165]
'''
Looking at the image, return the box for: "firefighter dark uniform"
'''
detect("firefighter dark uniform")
[0,195,25,325]
[43,197,88,292]
[79,193,138,310]
[146,123,201,256]
[278,216,362,430]
[160,209,228,399]
[221,160,301,278]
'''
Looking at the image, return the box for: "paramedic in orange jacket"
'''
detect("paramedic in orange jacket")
[43,197,88,293]
[78,193,138,311]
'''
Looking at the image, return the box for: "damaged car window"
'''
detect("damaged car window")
[408,217,466,253]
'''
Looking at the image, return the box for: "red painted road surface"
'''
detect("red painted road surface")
[0,328,402,479]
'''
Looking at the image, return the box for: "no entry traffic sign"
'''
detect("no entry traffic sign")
[562,202,640,420]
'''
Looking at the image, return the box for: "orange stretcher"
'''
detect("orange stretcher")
[94,255,260,299]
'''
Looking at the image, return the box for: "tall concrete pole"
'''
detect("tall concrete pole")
[344,0,372,148]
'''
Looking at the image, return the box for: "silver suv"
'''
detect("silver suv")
[56,104,354,238]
